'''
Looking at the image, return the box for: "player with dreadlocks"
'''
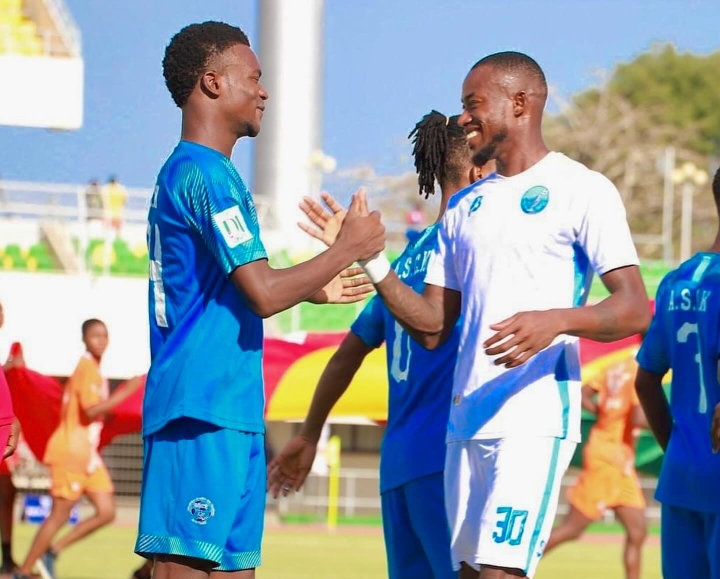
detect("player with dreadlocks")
[268,111,494,579]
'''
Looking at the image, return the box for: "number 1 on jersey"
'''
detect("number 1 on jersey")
[676,322,707,414]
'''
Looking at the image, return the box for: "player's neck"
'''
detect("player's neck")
[495,135,549,178]
[436,180,468,223]
[180,114,237,159]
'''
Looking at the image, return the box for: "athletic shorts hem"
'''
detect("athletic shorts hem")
[217,551,262,572]
[134,533,224,566]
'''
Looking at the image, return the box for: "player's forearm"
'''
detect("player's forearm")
[375,273,446,349]
[251,243,357,318]
[84,384,135,420]
[635,368,672,450]
[556,290,650,342]
[300,338,370,442]
[581,395,598,415]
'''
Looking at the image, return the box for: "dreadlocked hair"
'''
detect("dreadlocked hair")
[408,110,468,199]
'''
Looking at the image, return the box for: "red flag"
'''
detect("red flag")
[99,376,145,449]
[4,367,62,460]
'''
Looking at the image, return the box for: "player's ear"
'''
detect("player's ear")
[199,70,221,99]
[512,90,527,117]
[470,165,483,183]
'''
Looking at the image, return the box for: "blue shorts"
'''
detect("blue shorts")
[134,419,266,572]
[381,472,456,579]
[661,503,720,579]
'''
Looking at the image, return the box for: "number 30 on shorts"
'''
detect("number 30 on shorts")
[493,506,529,546]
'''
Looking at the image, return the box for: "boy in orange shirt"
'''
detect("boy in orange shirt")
[14,319,142,579]
[544,354,648,579]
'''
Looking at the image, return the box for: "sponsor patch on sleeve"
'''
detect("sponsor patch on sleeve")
[212,206,253,248]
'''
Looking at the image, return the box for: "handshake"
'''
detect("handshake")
[299,189,391,285]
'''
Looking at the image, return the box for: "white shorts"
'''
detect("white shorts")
[445,437,576,578]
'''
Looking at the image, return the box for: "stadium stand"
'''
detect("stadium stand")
[0,0,43,56]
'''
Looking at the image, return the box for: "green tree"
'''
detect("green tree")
[611,44,720,157]
[546,44,720,260]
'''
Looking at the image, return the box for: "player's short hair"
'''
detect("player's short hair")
[408,111,470,199]
[713,167,720,211]
[82,318,106,337]
[471,51,547,95]
[163,21,250,108]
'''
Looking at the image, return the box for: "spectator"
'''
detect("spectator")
[84,180,103,222]
[101,176,128,234]
[405,200,425,231]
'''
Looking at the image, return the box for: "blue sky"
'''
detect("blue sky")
[0,0,718,189]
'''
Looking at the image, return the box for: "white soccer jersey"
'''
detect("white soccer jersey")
[425,152,639,443]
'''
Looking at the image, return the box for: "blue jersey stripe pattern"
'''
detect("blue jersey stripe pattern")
[144,141,267,436]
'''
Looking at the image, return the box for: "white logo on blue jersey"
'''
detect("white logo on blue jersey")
[213,206,253,248]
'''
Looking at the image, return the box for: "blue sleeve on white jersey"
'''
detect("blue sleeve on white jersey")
[180,160,266,275]
[637,276,671,376]
[350,296,385,349]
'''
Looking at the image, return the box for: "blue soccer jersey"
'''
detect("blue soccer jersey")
[144,141,267,436]
[352,224,460,493]
[637,252,720,513]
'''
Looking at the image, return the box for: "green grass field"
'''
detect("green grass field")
[9,521,662,579]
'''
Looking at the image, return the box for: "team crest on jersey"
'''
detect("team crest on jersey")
[468,195,484,216]
[213,206,253,248]
[520,186,549,214]
[187,497,215,525]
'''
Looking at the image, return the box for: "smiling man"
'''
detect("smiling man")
[358,51,650,579]
[134,21,385,579]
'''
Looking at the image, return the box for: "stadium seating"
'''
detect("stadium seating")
[0,242,54,271]
[0,0,44,56]
[0,239,148,274]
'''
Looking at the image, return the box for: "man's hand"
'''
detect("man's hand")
[267,434,318,498]
[712,402,720,454]
[484,310,564,369]
[3,419,20,460]
[335,190,385,261]
[309,267,374,304]
[299,191,347,247]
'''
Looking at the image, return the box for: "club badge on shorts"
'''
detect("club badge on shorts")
[188,497,216,525]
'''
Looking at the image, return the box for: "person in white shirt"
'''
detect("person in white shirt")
[357,51,650,579]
